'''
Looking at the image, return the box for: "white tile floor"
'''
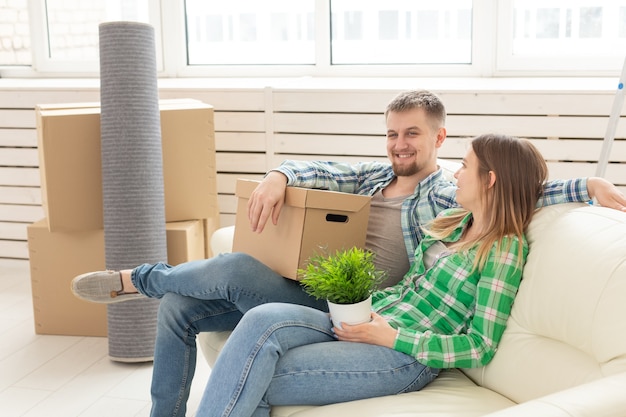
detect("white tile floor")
[0,259,212,417]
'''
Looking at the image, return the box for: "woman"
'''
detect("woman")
[194,133,548,417]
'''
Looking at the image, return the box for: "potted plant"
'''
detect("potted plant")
[298,247,386,328]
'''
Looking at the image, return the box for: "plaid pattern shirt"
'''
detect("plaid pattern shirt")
[275,160,589,267]
[373,211,527,369]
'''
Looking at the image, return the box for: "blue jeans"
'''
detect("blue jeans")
[130,253,329,417]
[196,302,440,417]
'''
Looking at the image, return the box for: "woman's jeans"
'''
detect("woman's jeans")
[130,253,329,417]
[196,303,440,417]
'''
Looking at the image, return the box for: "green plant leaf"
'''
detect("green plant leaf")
[298,247,386,304]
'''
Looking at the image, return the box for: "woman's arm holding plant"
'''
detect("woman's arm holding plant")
[337,236,527,369]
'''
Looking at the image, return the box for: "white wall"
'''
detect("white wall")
[1,77,625,260]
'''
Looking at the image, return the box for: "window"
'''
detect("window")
[1,0,625,77]
[7,0,160,75]
[497,0,626,74]
[330,0,472,65]
[183,0,473,71]
[185,0,316,65]
[0,0,31,66]
[44,0,151,61]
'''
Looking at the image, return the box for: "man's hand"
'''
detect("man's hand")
[247,171,288,233]
[333,312,397,348]
[587,177,626,212]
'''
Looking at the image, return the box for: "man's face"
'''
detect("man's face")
[385,108,445,178]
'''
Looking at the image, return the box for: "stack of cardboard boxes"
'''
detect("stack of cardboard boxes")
[28,99,220,337]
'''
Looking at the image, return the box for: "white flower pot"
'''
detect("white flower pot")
[327,295,372,329]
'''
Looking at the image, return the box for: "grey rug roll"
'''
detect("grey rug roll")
[99,21,166,362]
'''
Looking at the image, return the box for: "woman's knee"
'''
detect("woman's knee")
[237,303,291,332]
[245,303,328,329]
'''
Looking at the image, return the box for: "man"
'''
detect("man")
[72,90,626,417]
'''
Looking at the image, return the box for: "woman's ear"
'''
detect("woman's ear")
[488,171,496,189]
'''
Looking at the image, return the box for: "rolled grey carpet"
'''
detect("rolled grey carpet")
[99,21,166,362]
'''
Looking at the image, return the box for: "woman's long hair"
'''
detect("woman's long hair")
[426,133,548,269]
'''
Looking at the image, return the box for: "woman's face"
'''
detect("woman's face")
[454,147,486,212]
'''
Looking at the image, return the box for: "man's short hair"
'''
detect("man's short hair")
[385,90,446,129]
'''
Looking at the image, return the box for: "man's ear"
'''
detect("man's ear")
[488,170,496,188]
[435,127,447,148]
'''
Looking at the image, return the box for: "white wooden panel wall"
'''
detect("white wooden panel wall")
[0,82,624,260]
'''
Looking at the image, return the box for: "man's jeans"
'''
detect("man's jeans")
[131,252,329,417]
[196,302,440,417]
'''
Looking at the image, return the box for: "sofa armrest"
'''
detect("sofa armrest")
[211,225,234,254]
[481,372,626,417]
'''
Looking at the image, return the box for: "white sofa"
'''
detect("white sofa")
[199,202,626,417]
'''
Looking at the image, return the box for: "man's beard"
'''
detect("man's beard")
[392,161,421,177]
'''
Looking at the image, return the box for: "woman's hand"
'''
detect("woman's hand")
[333,312,398,348]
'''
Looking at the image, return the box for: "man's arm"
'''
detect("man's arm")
[540,177,626,212]
[247,159,391,233]
[246,160,360,233]
[274,159,384,192]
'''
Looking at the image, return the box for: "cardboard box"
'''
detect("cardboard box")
[167,220,206,265]
[232,179,371,279]
[28,219,108,336]
[35,99,219,232]
[202,217,222,259]
[28,218,206,336]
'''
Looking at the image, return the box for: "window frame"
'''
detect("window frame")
[172,0,494,78]
[1,0,624,78]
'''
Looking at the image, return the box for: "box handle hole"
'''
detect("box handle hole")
[326,214,348,223]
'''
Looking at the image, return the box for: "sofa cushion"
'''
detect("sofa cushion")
[271,369,514,417]
[464,203,626,403]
